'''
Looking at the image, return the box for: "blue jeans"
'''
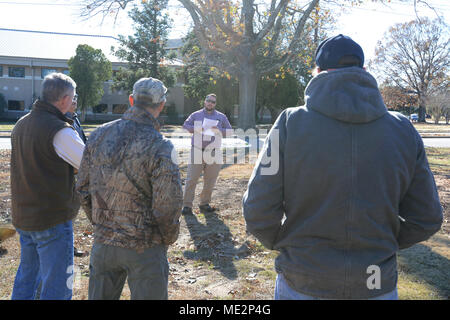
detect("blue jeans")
[275,274,399,300]
[11,221,74,300]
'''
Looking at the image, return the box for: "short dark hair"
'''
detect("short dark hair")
[337,55,362,68]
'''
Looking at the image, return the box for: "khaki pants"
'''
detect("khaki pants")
[183,147,222,208]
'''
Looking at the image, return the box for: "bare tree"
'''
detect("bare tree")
[81,0,319,128]
[426,89,450,124]
[372,18,450,122]
[79,0,444,128]
[177,0,322,128]
[379,83,417,114]
[80,0,133,23]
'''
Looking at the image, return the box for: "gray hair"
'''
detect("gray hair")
[41,73,76,104]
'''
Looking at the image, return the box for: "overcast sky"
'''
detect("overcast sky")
[0,0,448,63]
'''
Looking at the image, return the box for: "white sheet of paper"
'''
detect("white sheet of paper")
[202,118,219,136]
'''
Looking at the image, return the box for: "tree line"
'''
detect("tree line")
[69,0,449,127]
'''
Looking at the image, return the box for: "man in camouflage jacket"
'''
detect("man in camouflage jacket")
[76,77,182,300]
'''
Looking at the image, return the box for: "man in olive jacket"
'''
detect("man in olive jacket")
[243,35,443,300]
[76,77,182,300]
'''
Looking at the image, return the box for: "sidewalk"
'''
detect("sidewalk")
[0,123,449,138]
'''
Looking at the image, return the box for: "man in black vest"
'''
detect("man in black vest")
[10,73,85,300]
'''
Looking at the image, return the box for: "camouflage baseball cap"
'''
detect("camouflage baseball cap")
[132,77,167,105]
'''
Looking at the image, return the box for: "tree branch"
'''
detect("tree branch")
[80,0,133,23]
[262,0,319,74]
[255,0,289,43]
[242,0,256,38]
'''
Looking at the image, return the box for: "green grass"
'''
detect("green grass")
[396,147,450,299]
[397,234,450,300]
[0,123,14,131]
[426,148,450,175]
[413,122,450,132]
[0,125,448,300]
[0,119,448,131]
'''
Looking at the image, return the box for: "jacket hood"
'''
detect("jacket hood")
[304,67,387,123]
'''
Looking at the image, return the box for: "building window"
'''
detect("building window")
[8,67,25,78]
[62,69,70,76]
[41,68,57,78]
[112,104,128,114]
[0,66,3,77]
[8,100,25,111]
[93,104,108,114]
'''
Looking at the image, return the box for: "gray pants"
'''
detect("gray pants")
[88,242,169,300]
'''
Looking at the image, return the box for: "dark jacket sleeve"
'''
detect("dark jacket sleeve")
[397,132,443,249]
[242,110,287,250]
[75,142,92,223]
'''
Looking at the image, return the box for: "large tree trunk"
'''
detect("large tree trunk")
[237,65,258,129]
[418,106,427,123]
[418,103,427,123]
[417,93,427,123]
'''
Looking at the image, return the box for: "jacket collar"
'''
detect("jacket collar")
[33,100,73,125]
[122,106,161,131]
[305,67,387,124]
[64,112,79,120]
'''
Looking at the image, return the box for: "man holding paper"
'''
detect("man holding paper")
[181,94,232,215]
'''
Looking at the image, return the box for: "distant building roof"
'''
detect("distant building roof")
[0,28,123,62]
[0,28,184,65]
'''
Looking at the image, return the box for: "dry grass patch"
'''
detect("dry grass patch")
[413,122,450,132]
[398,234,450,300]
[0,148,449,300]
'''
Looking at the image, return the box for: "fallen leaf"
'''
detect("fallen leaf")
[0,226,16,242]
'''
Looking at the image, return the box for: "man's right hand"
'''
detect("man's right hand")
[194,126,203,134]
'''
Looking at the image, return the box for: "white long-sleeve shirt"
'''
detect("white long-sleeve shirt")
[53,127,85,170]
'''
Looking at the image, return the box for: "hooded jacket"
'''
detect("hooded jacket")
[243,67,443,299]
